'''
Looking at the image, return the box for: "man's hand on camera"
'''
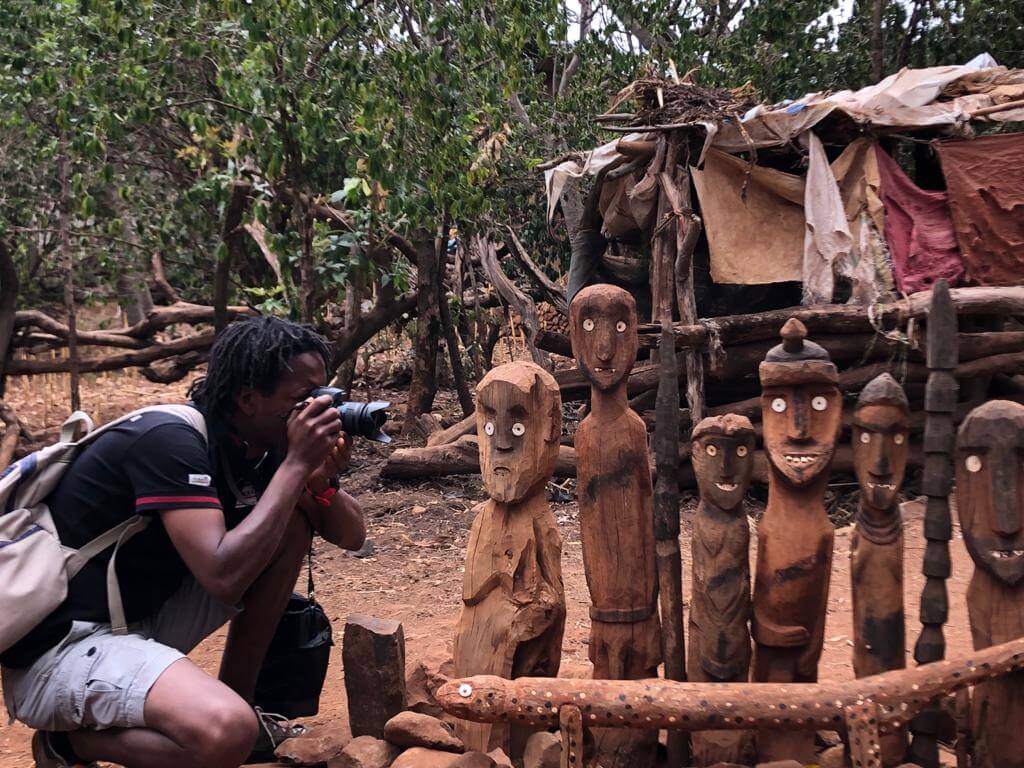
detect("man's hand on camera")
[284,394,342,475]
[306,435,351,493]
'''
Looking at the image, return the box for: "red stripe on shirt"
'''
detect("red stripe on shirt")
[135,495,221,507]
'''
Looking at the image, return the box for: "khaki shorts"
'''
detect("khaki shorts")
[2,577,237,731]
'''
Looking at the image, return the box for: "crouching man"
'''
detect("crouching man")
[1,317,366,768]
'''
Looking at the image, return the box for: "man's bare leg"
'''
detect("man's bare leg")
[68,658,257,768]
[219,511,313,700]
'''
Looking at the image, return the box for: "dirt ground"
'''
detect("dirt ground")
[0,368,975,767]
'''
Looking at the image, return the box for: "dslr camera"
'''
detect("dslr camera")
[309,387,392,443]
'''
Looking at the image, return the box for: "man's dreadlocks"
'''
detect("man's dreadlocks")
[189,316,332,421]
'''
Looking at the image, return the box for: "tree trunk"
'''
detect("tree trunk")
[402,232,442,434]
[438,254,474,415]
[871,0,885,82]
[216,180,252,332]
[58,149,80,412]
[0,238,20,396]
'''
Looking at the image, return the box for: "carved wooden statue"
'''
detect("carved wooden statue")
[752,317,841,763]
[688,414,756,767]
[957,400,1024,768]
[453,362,566,755]
[570,283,661,768]
[851,372,911,765]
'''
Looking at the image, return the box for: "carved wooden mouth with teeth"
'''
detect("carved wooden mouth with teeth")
[867,481,896,490]
[783,454,821,467]
[592,367,617,373]
[992,550,1024,560]
[715,482,738,492]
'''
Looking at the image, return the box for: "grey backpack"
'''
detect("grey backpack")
[0,404,207,653]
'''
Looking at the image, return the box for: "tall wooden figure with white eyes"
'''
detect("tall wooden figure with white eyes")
[689,414,756,767]
[453,362,566,756]
[752,318,841,763]
[570,284,661,768]
[851,373,911,766]
[956,400,1024,768]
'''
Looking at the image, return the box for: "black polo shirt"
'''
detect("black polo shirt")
[0,407,280,669]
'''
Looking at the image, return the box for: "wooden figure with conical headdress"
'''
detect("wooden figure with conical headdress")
[751,317,841,763]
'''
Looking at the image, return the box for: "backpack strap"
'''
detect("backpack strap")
[106,516,151,635]
[59,411,95,443]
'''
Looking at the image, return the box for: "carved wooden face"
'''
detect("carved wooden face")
[477,369,561,504]
[569,285,638,392]
[761,383,841,486]
[956,402,1024,586]
[852,403,909,511]
[693,433,755,510]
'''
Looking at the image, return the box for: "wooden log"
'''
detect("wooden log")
[956,400,1024,768]
[426,413,478,447]
[570,284,660,768]
[560,705,586,768]
[910,280,959,768]
[846,701,884,768]
[636,286,1024,349]
[7,331,216,375]
[436,633,1024,733]
[382,435,577,479]
[454,362,566,756]
[343,615,407,739]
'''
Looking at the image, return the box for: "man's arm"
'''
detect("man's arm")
[163,397,342,606]
[298,434,366,550]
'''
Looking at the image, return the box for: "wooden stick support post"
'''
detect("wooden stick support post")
[570,284,661,768]
[910,279,959,768]
[452,361,566,756]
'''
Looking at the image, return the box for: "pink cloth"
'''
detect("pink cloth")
[875,146,964,293]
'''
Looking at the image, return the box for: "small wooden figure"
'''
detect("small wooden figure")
[956,400,1024,768]
[570,283,661,768]
[851,373,911,766]
[453,362,566,755]
[688,414,756,767]
[752,317,841,763]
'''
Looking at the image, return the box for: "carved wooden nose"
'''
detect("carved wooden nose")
[991,459,1021,535]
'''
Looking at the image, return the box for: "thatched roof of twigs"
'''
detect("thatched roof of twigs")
[602,77,760,128]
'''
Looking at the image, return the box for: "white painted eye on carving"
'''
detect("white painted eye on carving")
[736,445,748,457]
[860,432,871,444]
[484,422,495,436]
[616,320,627,332]
[583,318,595,332]
[705,444,718,457]
[812,396,828,412]
[966,454,983,473]
[511,422,526,436]
[458,683,473,698]
[771,397,787,413]
[894,433,905,445]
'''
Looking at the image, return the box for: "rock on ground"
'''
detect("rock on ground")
[275,732,349,766]
[327,736,401,768]
[383,711,464,752]
[522,731,561,768]
[389,746,464,768]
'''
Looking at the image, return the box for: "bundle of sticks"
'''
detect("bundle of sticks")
[597,78,760,130]
[382,285,1024,488]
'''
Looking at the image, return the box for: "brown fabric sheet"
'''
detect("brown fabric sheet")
[691,149,804,284]
[937,133,1024,286]
[875,146,964,293]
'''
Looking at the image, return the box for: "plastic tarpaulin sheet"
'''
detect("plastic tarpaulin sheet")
[875,146,963,293]
[691,149,805,285]
[936,133,1024,286]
